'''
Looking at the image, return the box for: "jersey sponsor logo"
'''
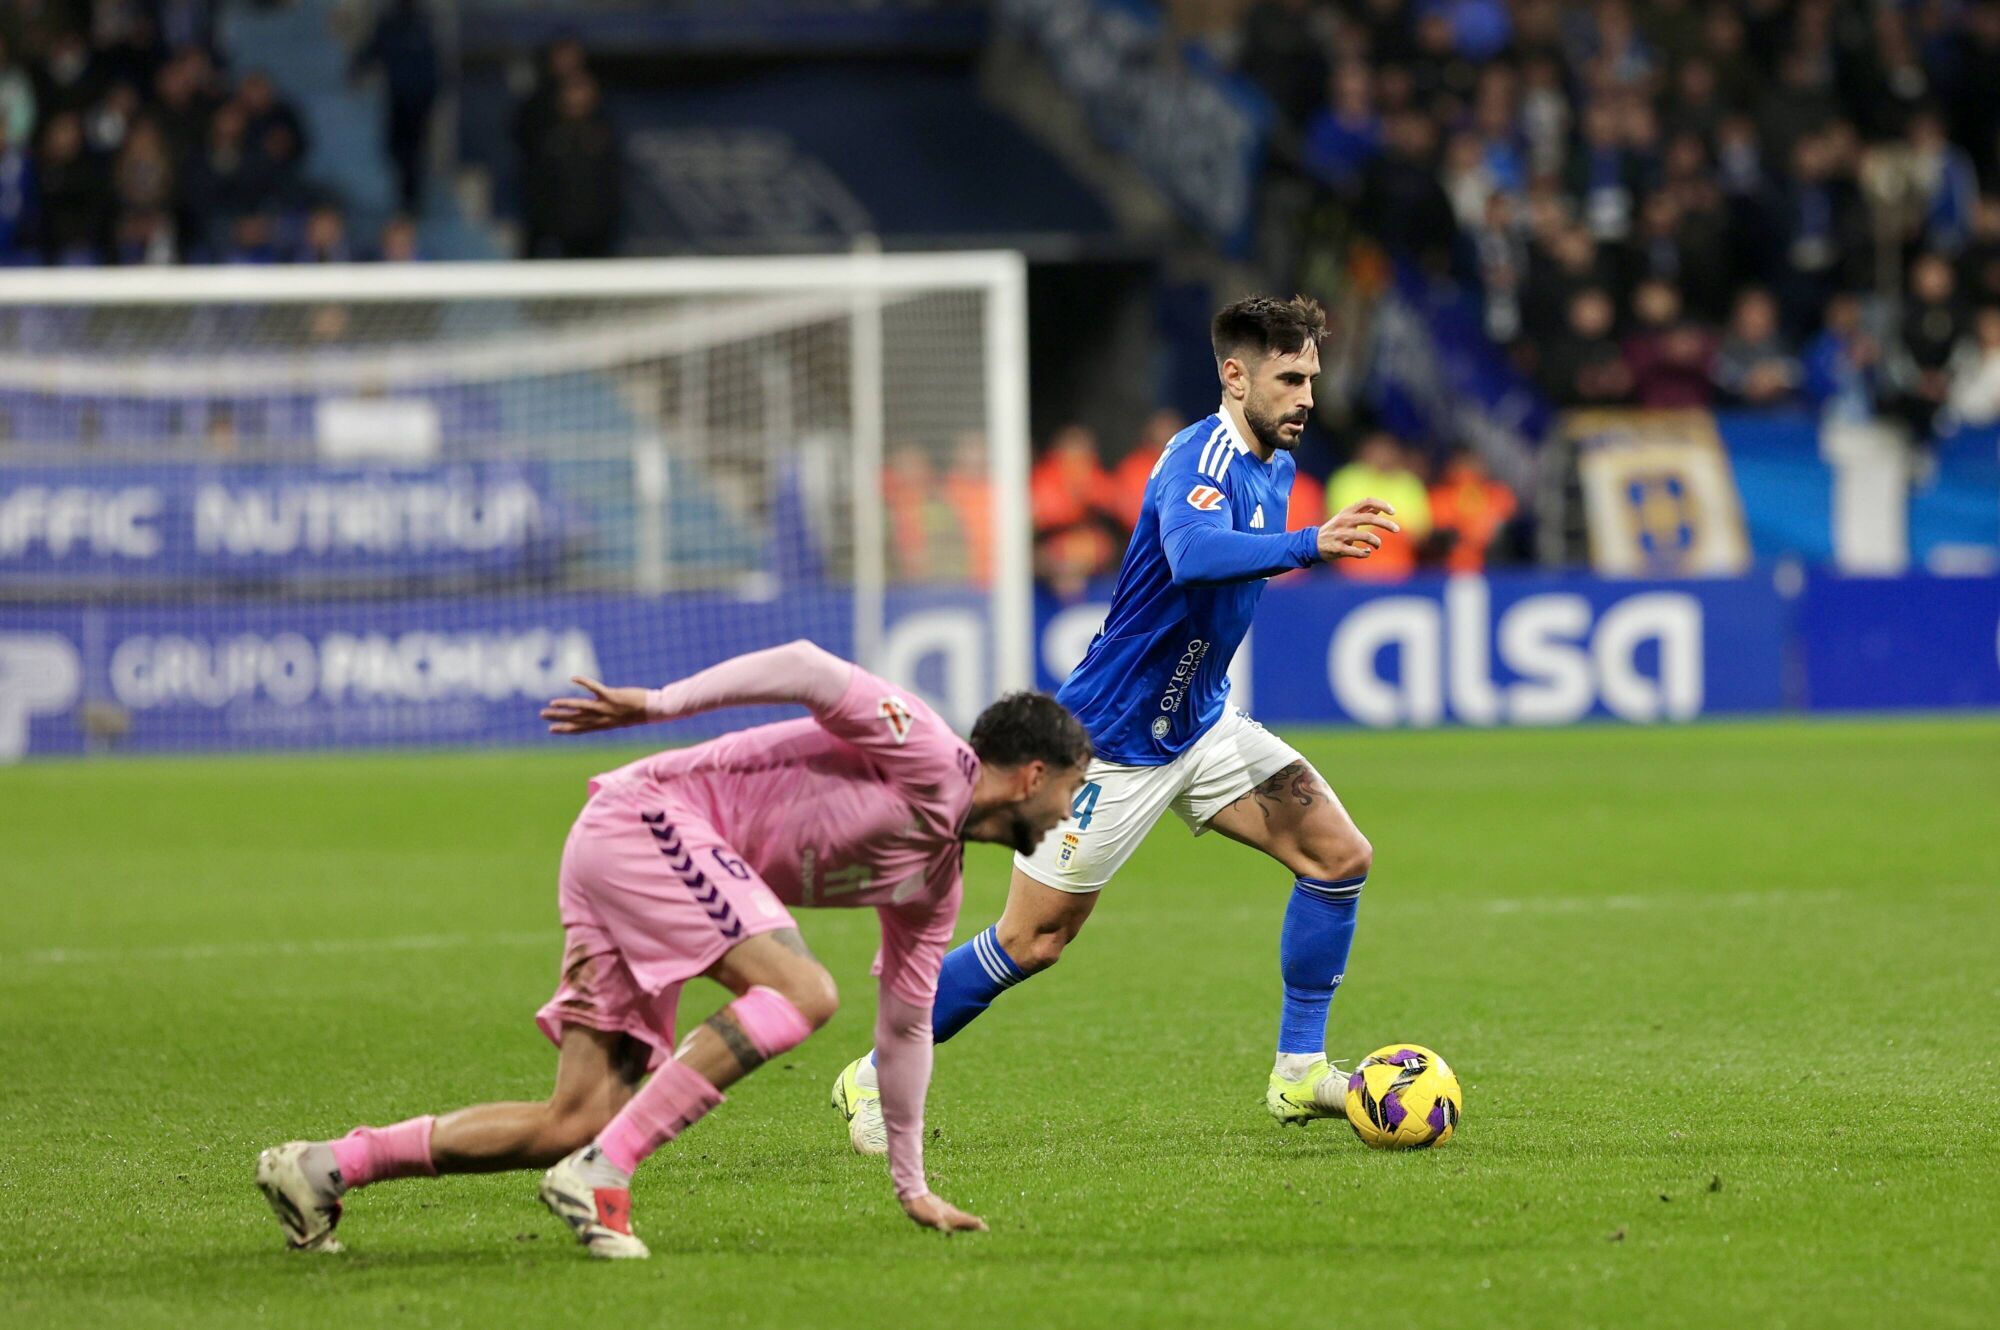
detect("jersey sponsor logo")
[1157,637,1210,715]
[1185,484,1224,512]
[877,696,914,744]
[1250,503,1266,529]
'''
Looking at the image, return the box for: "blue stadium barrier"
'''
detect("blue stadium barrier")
[4,571,1996,760]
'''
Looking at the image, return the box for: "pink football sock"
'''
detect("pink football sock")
[328,1115,437,1188]
[728,985,815,1059]
[596,1062,723,1175]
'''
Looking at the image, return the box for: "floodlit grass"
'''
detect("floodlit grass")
[4,718,1996,1328]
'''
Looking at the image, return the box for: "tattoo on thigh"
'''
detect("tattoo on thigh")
[1235,761,1325,821]
[703,1011,766,1075]
[769,928,815,961]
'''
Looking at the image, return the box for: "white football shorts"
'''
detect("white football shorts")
[1014,707,1304,894]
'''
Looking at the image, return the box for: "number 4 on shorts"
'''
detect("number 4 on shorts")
[1071,781,1101,831]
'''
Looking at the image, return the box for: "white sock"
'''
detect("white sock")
[1273,1051,1323,1080]
[856,1052,879,1091]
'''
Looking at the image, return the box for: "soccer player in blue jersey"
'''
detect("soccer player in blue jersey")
[833,295,1400,1145]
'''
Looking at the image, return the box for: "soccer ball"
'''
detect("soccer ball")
[1343,1044,1463,1149]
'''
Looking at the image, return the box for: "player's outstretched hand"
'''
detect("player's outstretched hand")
[541,677,651,733]
[1317,497,1400,561]
[901,1192,988,1234]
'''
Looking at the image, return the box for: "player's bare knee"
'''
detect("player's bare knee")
[1003,919,1077,973]
[1299,830,1371,883]
[774,960,839,1030]
[541,1099,610,1154]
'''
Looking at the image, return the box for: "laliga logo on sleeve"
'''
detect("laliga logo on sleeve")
[0,634,82,762]
[877,696,914,744]
[1186,485,1224,511]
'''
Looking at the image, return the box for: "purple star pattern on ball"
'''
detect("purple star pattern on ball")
[1427,1102,1448,1133]
[1381,1091,1408,1128]
[1348,1071,1366,1093]
[1384,1048,1425,1065]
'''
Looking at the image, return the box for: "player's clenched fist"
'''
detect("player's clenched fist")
[901,1192,988,1233]
[1317,497,1399,561]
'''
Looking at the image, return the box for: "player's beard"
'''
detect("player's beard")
[1244,394,1307,452]
[1006,812,1044,855]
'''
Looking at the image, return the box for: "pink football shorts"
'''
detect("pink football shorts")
[534,776,796,1063]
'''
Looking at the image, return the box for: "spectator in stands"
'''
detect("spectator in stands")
[1803,293,1883,424]
[1287,463,1328,538]
[184,101,253,253]
[1031,423,1121,598]
[1769,128,1867,334]
[1958,197,2000,309]
[1303,62,1380,194]
[945,432,994,587]
[523,74,622,259]
[1536,287,1634,408]
[37,30,103,121]
[884,443,946,584]
[0,119,30,261]
[295,204,349,263]
[0,35,35,148]
[514,36,589,169]
[1362,110,1458,270]
[1949,3,2000,183]
[1893,252,1969,439]
[1109,408,1180,531]
[1469,188,1528,342]
[242,115,308,218]
[351,0,441,214]
[224,213,279,265]
[34,112,107,263]
[1906,109,1982,255]
[1327,432,1430,581]
[1522,224,1612,346]
[236,72,309,166]
[1237,0,1327,129]
[1427,447,1516,574]
[149,48,217,173]
[1713,288,1801,406]
[95,7,167,96]
[377,213,420,262]
[112,117,174,218]
[1621,278,1716,409]
[85,81,139,157]
[1947,306,2000,427]
[112,205,174,265]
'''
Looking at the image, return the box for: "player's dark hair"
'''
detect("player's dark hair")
[1210,294,1329,367]
[969,692,1093,771]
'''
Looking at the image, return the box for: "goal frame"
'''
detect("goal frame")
[0,251,1036,698]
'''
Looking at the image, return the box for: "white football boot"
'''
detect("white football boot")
[539,1145,650,1259]
[254,1141,346,1252]
[1265,1056,1354,1126]
[830,1056,887,1157]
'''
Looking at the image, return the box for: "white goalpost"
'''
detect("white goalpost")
[0,253,1032,760]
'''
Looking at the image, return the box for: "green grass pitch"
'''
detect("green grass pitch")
[4,718,1996,1328]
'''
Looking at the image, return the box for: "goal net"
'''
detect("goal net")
[0,254,1031,761]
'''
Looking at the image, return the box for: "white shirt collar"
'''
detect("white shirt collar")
[1215,403,1252,455]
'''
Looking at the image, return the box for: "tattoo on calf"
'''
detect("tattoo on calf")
[703,1011,766,1075]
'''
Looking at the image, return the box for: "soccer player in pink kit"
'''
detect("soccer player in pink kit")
[255,640,1091,1259]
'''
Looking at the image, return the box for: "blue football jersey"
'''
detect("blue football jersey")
[1056,410,1322,765]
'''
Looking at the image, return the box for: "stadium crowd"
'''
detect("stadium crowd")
[999,412,1520,594]
[0,4,429,267]
[1198,0,2000,438]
